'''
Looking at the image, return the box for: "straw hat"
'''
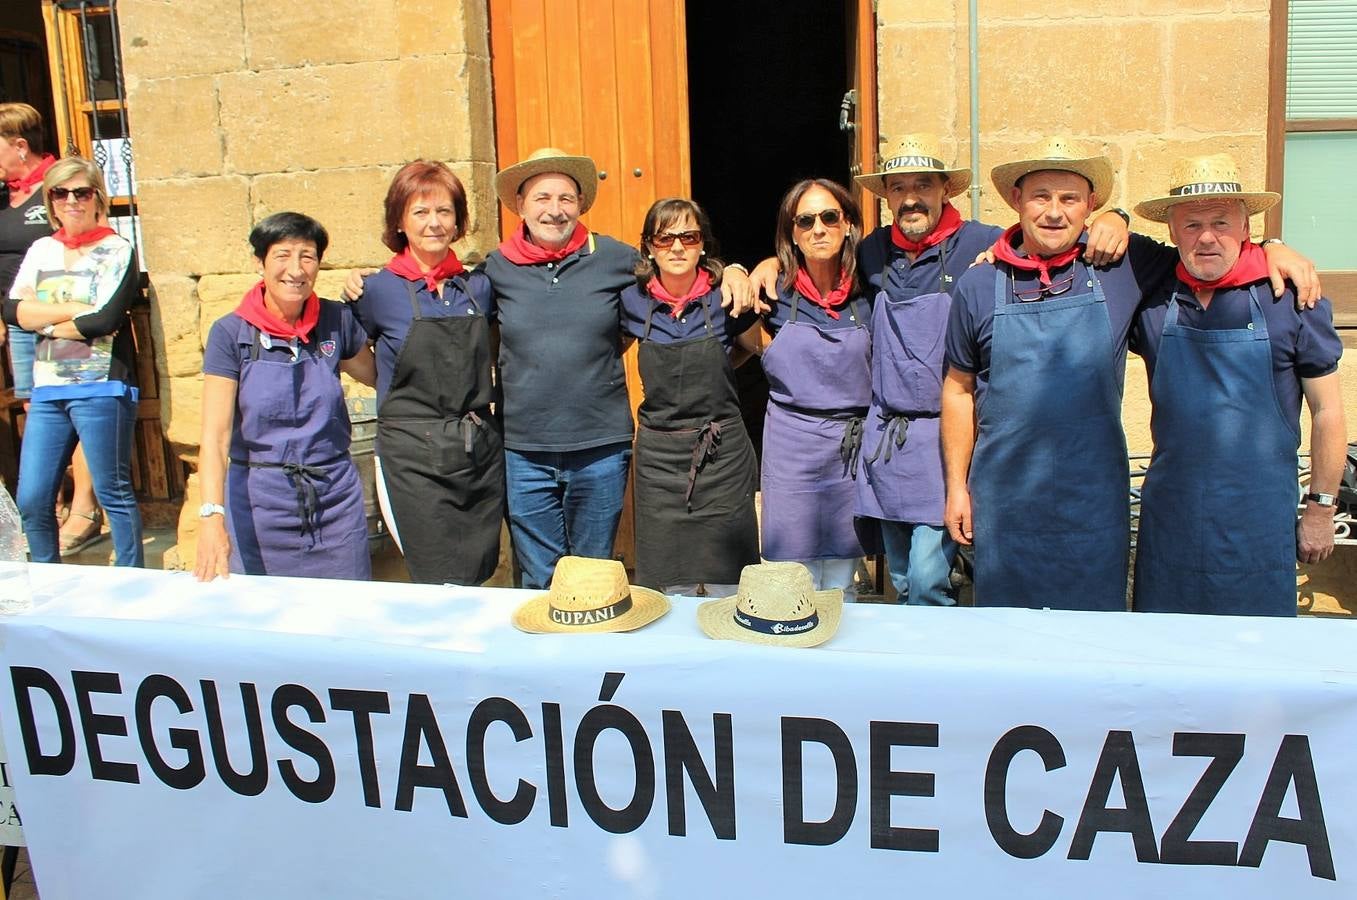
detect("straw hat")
[856,133,972,199]
[512,556,669,634]
[1133,153,1279,223]
[494,147,599,214]
[697,562,843,648]
[990,135,1114,210]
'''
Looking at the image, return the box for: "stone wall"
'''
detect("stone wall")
[875,0,1357,447]
[875,0,1356,607]
[118,0,498,456]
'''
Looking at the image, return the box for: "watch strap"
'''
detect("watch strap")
[1305,492,1336,507]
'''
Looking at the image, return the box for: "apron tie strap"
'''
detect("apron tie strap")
[686,420,723,511]
[865,412,910,465]
[840,416,865,479]
[459,410,484,453]
[280,462,326,535]
[234,456,342,536]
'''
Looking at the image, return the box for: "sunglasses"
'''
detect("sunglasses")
[793,209,844,230]
[648,230,703,249]
[1011,272,1076,303]
[49,186,96,202]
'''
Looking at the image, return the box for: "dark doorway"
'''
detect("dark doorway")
[685,0,853,269]
[685,0,853,459]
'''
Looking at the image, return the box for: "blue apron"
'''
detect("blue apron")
[228,324,370,580]
[857,243,951,525]
[1133,287,1299,615]
[970,264,1129,610]
[760,294,871,561]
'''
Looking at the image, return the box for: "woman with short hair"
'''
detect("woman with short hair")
[195,212,376,581]
[738,179,870,593]
[351,160,504,585]
[2,156,142,565]
[621,198,759,595]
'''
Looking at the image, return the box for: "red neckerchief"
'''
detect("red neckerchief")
[1175,240,1269,295]
[647,269,712,319]
[992,224,1083,287]
[385,247,466,294]
[497,222,589,265]
[792,268,852,320]
[234,280,321,341]
[890,201,962,254]
[52,225,116,249]
[5,153,55,194]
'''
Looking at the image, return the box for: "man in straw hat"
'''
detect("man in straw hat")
[345,148,752,590]
[1128,153,1344,617]
[748,135,1130,606]
[940,136,1322,611]
[483,149,751,590]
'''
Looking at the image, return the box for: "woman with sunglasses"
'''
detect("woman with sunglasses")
[738,179,870,593]
[620,198,759,595]
[349,160,504,585]
[1,157,143,565]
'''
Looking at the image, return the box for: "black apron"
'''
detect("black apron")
[376,279,505,584]
[633,295,760,589]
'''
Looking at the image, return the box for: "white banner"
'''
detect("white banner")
[0,566,1354,899]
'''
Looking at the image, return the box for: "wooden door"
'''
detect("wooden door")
[488,0,691,566]
[846,0,880,226]
[489,0,691,241]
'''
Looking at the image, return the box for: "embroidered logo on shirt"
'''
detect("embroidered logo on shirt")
[320,339,336,357]
[24,206,48,226]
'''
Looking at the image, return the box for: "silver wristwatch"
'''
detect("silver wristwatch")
[199,502,226,518]
[1305,492,1336,508]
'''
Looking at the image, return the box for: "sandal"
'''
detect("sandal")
[59,509,105,557]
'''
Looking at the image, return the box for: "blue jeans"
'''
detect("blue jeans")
[880,521,956,606]
[7,326,35,399]
[16,393,143,566]
[506,442,632,589]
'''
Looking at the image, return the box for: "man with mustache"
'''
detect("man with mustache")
[1128,153,1344,616]
[852,135,1133,605]
[753,134,1132,605]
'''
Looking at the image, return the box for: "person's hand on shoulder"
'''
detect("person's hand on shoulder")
[1084,208,1130,267]
[1261,241,1322,308]
[340,268,379,302]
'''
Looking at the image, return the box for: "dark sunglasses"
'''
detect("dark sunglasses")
[49,186,96,202]
[793,209,843,230]
[1011,271,1076,303]
[648,230,703,248]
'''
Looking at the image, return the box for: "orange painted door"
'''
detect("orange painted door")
[490,0,691,242]
[489,0,691,566]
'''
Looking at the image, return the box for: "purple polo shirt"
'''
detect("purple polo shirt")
[946,232,1178,402]
[1131,279,1342,425]
[620,283,756,347]
[352,267,495,404]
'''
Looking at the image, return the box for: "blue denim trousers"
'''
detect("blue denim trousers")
[879,520,956,606]
[7,326,35,399]
[16,392,143,566]
[505,442,632,589]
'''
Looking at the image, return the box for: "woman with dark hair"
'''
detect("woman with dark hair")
[195,211,376,582]
[738,179,870,593]
[620,198,759,595]
[351,160,503,585]
[2,155,142,565]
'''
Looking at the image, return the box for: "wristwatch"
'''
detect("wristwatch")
[1305,492,1336,508]
[40,323,56,337]
[199,502,226,518]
